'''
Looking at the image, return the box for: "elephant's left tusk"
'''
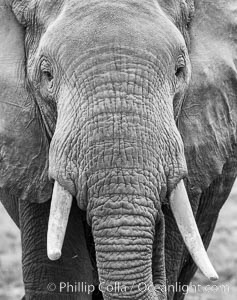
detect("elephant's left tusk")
[170,180,219,281]
[47,181,73,261]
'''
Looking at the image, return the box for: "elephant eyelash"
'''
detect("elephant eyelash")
[40,58,53,75]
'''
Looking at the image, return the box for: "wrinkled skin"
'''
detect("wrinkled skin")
[0,0,237,299]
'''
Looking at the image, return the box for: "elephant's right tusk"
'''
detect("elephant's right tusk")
[47,181,73,261]
[170,180,219,281]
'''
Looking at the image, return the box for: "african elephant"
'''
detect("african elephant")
[0,0,237,299]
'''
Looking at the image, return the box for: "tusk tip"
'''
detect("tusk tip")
[47,249,62,261]
[202,267,219,281]
[209,274,219,282]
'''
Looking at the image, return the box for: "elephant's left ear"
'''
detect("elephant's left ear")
[0,2,52,202]
[178,0,237,192]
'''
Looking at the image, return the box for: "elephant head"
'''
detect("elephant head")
[1,0,236,299]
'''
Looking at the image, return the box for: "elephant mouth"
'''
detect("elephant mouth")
[47,179,218,282]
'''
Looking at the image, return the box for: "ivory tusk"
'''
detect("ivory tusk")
[47,181,73,261]
[170,180,219,281]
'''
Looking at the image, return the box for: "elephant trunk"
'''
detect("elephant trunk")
[89,194,161,300]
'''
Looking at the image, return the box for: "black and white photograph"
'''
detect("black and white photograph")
[0,0,237,299]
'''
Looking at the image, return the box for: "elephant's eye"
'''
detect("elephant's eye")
[175,66,185,77]
[175,56,186,79]
[40,59,54,91]
[38,59,55,99]
[43,70,54,82]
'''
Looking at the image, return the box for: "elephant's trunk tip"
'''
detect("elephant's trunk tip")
[47,181,73,261]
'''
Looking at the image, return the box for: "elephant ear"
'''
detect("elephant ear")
[178,0,237,193]
[0,1,52,202]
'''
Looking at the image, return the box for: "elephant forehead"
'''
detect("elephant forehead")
[38,0,186,63]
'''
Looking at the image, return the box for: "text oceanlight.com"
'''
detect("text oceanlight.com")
[47,281,230,295]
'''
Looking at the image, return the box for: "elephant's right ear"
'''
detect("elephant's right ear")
[0,1,52,202]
